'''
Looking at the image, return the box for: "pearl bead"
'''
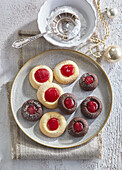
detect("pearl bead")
[105,46,122,62]
[106,8,118,19]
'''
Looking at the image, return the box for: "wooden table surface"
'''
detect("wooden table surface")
[0,0,121,169]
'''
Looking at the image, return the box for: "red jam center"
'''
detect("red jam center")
[61,64,74,77]
[27,105,37,114]
[45,87,59,102]
[74,122,83,132]
[34,68,50,83]
[47,118,59,131]
[85,76,94,84]
[64,97,75,109]
[87,101,98,113]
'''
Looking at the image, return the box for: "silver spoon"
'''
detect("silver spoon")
[12,32,47,48]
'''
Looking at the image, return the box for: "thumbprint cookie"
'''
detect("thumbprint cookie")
[37,82,63,109]
[39,112,67,138]
[29,65,53,89]
[53,60,79,84]
[79,73,98,91]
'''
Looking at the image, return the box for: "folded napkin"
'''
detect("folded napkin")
[7,27,102,159]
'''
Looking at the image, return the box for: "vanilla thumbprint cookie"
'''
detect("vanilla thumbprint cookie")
[29,65,53,89]
[37,82,64,109]
[39,112,67,138]
[53,60,79,84]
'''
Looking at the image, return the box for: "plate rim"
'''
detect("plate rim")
[10,49,113,149]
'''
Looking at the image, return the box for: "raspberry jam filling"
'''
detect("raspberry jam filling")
[61,64,74,77]
[45,87,59,102]
[87,100,98,113]
[34,68,49,83]
[47,118,59,131]
[27,105,37,114]
[64,97,75,109]
[74,122,83,132]
[85,75,94,84]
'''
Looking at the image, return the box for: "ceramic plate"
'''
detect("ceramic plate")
[10,49,112,148]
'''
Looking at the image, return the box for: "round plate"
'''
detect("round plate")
[10,49,112,149]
